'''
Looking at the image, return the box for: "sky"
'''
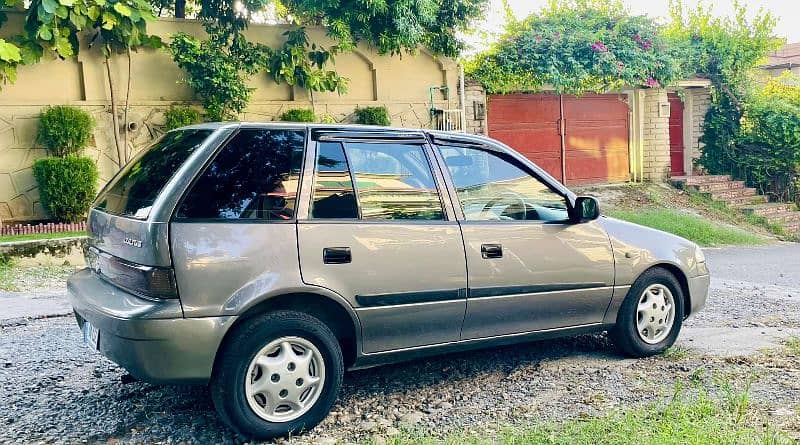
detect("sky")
[469,0,800,52]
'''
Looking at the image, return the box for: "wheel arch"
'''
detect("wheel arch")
[216,290,362,369]
[604,262,693,324]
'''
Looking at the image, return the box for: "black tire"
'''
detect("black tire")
[211,310,343,440]
[610,268,685,357]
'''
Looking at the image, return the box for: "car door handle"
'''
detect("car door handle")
[481,243,503,259]
[323,247,351,264]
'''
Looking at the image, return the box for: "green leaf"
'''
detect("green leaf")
[41,0,59,14]
[55,5,68,18]
[37,26,53,41]
[54,37,73,57]
[58,0,75,5]
[113,2,132,17]
[69,11,87,29]
[102,11,117,29]
[0,39,22,63]
[87,5,100,20]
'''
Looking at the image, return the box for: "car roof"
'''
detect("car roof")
[177,122,492,146]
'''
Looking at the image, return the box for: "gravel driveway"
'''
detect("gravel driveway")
[1,244,799,444]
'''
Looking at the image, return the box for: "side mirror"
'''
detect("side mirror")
[571,196,601,223]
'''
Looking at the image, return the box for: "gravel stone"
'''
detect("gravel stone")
[1,245,799,444]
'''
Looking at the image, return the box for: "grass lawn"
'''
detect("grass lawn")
[607,209,768,247]
[0,230,86,244]
[378,389,790,445]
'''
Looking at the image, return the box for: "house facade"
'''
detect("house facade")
[463,81,712,185]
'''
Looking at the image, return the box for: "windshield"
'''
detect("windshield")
[93,129,213,219]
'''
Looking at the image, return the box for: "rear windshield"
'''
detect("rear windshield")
[94,129,213,219]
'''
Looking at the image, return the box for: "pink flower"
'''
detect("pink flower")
[535,35,542,41]
[633,34,643,44]
[591,41,608,52]
[642,40,652,50]
[553,31,561,39]
[616,61,625,72]
[646,77,661,88]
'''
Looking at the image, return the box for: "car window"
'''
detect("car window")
[311,142,359,219]
[344,142,444,221]
[438,145,568,222]
[94,129,212,219]
[176,128,305,220]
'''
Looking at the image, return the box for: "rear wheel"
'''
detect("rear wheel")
[611,268,685,357]
[211,310,343,440]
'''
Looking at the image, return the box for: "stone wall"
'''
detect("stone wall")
[462,80,488,136]
[0,14,460,223]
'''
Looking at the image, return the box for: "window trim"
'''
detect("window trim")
[432,142,572,225]
[170,127,309,224]
[308,141,361,221]
[303,138,451,223]
[344,140,448,222]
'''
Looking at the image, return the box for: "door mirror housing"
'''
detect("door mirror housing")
[570,196,600,223]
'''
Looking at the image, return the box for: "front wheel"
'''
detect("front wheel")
[611,268,685,357]
[210,310,343,440]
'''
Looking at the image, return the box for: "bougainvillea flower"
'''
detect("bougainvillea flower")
[591,41,608,52]
[646,77,661,88]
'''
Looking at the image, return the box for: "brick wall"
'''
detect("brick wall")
[463,80,488,135]
[641,89,671,181]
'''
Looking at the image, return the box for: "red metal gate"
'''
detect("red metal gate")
[488,93,630,185]
[668,93,686,176]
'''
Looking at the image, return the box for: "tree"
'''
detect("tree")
[466,0,686,95]
[169,0,487,120]
[0,0,161,166]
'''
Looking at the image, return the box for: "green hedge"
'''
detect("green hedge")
[354,106,390,126]
[164,105,201,131]
[279,108,316,122]
[32,157,98,222]
[37,106,94,157]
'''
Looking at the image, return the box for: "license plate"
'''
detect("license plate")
[82,321,100,350]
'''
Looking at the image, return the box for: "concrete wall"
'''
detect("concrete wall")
[0,14,460,223]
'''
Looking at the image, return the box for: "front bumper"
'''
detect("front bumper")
[67,268,236,384]
[687,273,710,317]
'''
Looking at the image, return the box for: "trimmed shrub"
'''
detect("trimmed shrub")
[279,108,316,122]
[32,157,98,222]
[164,105,201,131]
[37,106,94,157]
[354,106,390,126]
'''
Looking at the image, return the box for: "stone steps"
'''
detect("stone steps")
[740,203,795,217]
[671,175,800,235]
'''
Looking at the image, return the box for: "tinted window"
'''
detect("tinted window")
[94,129,212,219]
[177,129,305,220]
[438,145,568,222]
[345,143,444,220]
[311,142,359,219]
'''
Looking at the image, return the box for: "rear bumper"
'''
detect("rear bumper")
[67,268,236,384]
[687,273,710,317]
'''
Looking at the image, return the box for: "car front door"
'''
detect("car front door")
[433,143,615,340]
[296,134,467,353]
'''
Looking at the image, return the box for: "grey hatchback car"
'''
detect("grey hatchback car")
[68,123,709,439]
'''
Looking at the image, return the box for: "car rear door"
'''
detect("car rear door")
[296,131,467,353]
[432,141,615,340]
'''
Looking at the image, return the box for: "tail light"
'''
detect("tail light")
[85,246,178,299]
